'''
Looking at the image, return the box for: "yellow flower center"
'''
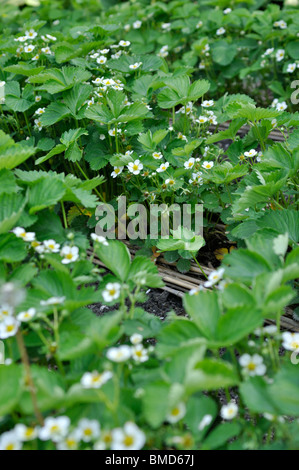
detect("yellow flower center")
[123,435,134,447]
[103,433,112,444]
[171,407,180,416]
[5,444,15,450]
[84,428,92,436]
[66,253,74,260]
[50,425,59,433]
[6,325,15,333]
[66,439,76,448]
[133,165,139,171]
[135,350,143,357]
[247,363,256,371]
[25,428,35,438]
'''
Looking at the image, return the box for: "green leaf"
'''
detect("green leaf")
[223,249,272,284]
[0,365,24,416]
[185,395,217,435]
[0,233,27,262]
[30,66,91,94]
[28,177,66,213]
[40,102,71,126]
[0,192,26,234]
[128,256,164,288]
[0,131,35,170]
[94,240,131,282]
[19,366,66,414]
[286,41,299,60]
[142,382,171,428]
[184,291,221,339]
[156,318,207,358]
[212,40,238,66]
[185,359,239,394]
[256,209,299,244]
[4,63,45,76]
[35,144,66,165]
[202,422,241,450]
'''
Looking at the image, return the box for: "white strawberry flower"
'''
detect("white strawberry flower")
[216,27,226,35]
[0,317,20,339]
[40,297,66,306]
[119,40,130,47]
[128,160,143,175]
[111,166,124,178]
[274,20,287,29]
[77,418,101,442]
[133,20,142,29]
[56,431,81,451]
[287,63,296,73]
[46,34,57,41]
[99,49,110,54]
[17,308,36,322]
[14,424,38,442]
[35,107,45,115]
[204,267,225,287]
[239,354,266,377]
[152,151,163,160]
[24,45,35,53]
[12,227,36,242]
[0,304,14,322]
[196,116,208,124]
[165,178,175,186]
[130,333,143,345]
[282,332,299,351]
[223,8,232,14]
[35,95,42,102]
[102,78,115,87]
[129,62,142,70]
[131,344,149,363]
[108,127,122,136]
[96,56,107,65]
[111,422,145,450]
[156,162,169,173]
[276,49,285,62]
[202,161,214,170]
[276,101,287,111]
[244,149,257,157]
[106,345,132,362]
[92,77,103,85]
[25,29,37,39]
[177,132,188,141]
[202,100,214,108]
[0,431,22,450]
[81,370,113,389]
[103,282,121,302]
[196,21,203,29]
[220,402,238,420]
[166,402,186,424]
[32,54,39,61]
[91,233,109,245]
[15,36,27,42]
[34,119,43,131]
[44,239,60,253]
[39,416,70,442]
[41,47,52,55]
[184,157,195,170]
[60,246,79,264]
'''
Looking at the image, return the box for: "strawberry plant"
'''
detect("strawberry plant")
[0,0,298,451]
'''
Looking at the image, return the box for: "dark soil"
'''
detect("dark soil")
[89,288,185,319]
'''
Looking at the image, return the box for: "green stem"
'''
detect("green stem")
[61,201,68,229]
